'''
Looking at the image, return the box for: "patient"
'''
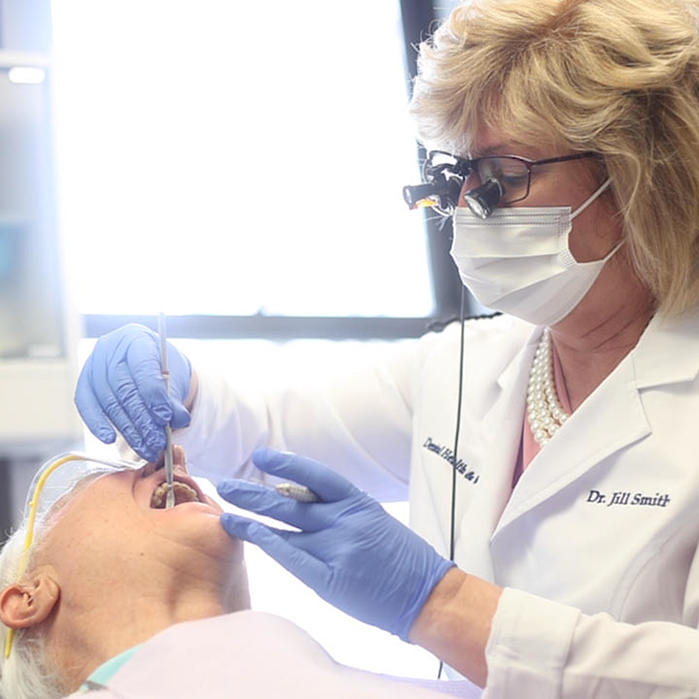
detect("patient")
[0,447,473,699]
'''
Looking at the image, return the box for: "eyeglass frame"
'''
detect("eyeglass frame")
[455,150,600,204]
[413,149,601,217]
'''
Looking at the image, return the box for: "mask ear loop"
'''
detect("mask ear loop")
[571,178,611,219]
[564,178,624,266]
[3,452,141,659]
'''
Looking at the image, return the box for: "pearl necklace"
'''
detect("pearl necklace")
[527,328,569,447]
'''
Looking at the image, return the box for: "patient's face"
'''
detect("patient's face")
[34,453,246,606]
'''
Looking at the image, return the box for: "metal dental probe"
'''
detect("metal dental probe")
[274,483,322,503]
[158,312,175,509]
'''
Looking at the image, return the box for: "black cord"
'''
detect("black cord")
[438,285,468,678]
[449,286,468,561]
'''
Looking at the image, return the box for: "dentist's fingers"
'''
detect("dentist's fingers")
[216,479,327,531]
[220,513,329,589]
[250,449,358,502]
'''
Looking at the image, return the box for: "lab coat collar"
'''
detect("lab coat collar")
[631,311,699,387]
[490,310,699,536]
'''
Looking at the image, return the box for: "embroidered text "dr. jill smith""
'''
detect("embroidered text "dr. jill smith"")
[586,489,671,508]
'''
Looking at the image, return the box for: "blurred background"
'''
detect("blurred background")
[0,0,474,679]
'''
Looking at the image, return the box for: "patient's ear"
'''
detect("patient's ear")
[0,570,60,629]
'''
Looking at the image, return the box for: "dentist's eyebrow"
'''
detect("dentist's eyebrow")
[472,142,534,157]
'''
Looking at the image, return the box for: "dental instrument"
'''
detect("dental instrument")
[274,482,322,503]
[158,312,175,509]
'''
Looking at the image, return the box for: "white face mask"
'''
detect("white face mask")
[450,179,621,326]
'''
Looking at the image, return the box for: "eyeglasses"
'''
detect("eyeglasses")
[403,150,599,218]
[3,452,141,659]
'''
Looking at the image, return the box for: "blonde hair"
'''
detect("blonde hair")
[411,0,699,316]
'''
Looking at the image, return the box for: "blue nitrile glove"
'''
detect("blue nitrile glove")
[74,323,192,462]
[218,448,455,641]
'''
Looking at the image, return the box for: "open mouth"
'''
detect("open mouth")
[150,480,203,509]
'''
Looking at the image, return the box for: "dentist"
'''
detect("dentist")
[74,0,699,695]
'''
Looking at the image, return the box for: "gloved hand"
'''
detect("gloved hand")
[218,448,455,641]
[74,323,192,462]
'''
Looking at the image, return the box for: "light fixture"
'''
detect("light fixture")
[8,67,46,85]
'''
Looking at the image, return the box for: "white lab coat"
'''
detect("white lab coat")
[70,611,480,698]
[176,310,699,697]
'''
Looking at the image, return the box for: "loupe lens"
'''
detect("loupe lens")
[463,178,504,219]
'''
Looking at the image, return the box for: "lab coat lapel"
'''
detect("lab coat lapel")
[460,328,540,544]
[495,354,649,533]
[493,312,699,535]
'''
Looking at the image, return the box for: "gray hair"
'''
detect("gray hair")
[1,465,145,698]
[0,528,65,699]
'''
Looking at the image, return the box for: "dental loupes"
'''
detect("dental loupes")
[158,312,175,509]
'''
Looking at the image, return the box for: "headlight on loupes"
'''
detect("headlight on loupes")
[402,150,504,219]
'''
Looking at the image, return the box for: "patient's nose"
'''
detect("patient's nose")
[172,444,188,474]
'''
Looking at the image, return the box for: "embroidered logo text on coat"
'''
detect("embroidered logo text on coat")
[423,437,480,484]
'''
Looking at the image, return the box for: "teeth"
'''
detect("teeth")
[150,481,201,509]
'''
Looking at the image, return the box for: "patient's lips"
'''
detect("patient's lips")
[150,480,201,508]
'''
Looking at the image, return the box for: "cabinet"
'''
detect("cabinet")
[0,0,81,457]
